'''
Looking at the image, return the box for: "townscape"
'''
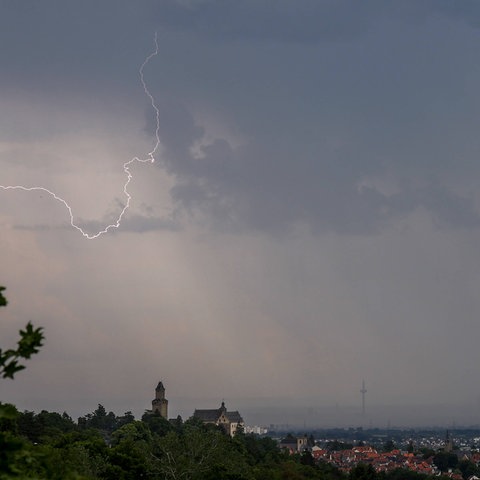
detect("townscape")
[4,372,480,479]
[275,430,480,479]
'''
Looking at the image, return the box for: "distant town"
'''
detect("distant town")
[154,381,480,479]
[4,379,480,478]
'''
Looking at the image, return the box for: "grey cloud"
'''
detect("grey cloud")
[116,213,181,233]
[13,214,179,235]
[151,0,480,44]
[151,0,379,43]
[0,0,152,93]
[156,97,480,235]
[136,1,480,236]
[388,185,480,230]
[79,212,180,235]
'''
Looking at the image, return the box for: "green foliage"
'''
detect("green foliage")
[327,440,354,451]
[300,451,316,467]
[457,459,480,480]
[420,447,436,460]
[317,460,346,480]
[383,439,396,452]
[78,404,118,440]
[349,463,376,480]
[433,451,458,472]
[111,421,152,446]
[0,287,6,307]
[384,468,428,480]
[152,425,252,480]
[116,411,135,429]
[0,404,18,433]
[0,431,26,478]
[0,286,49,479]
[16,409,76,443]
[0,286,44,380]
[240,433,286,466]
[0,321,44,380]
[141,411,174,437]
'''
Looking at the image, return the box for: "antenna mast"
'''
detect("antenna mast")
[360,380,367,415]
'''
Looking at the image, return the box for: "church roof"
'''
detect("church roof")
[225,411,243,423]
[193,403,244,424]
[194,408,221,422]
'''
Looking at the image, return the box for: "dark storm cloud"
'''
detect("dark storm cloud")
[154,97,480,235]
[151,0,480,43]
[138,1,480,235]
[0,0,152,92]
[151,0,378,43]
[3,0,480,236]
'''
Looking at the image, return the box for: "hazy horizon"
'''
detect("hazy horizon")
[9,387,480,430]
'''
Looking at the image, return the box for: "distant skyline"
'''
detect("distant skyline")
[2,1,480,427]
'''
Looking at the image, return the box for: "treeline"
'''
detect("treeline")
[0,403,462,480]
[0,405,312,479]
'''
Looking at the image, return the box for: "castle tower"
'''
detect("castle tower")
[152,381,168,418]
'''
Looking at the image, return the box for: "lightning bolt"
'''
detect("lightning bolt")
[0,33,161,240]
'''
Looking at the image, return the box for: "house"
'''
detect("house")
[279,434,310,453]
[193,401,244,436]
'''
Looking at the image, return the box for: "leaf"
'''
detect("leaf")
[0,286,7,307]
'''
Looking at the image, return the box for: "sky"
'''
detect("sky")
[2,0,480,428]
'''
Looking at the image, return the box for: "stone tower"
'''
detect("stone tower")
[152,381,168,418]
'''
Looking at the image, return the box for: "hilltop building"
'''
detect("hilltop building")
[193,401,244,436]
[151,381,168,418]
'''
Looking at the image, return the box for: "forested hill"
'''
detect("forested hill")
[0,403,462,480]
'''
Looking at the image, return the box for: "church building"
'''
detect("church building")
[193,401,244,437]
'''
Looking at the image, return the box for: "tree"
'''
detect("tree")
[142,410,174,437]
[433,451,458,473]
[79,404,118,436]
[0,285,48,478]
[0,286,44,380]
[349,463,377,480]
[327,440,353,451]
[383,439,396,452]
[300,450,315,467]
[458,459,480,480]
[111,421,153,446]
[108,422,155,479]
[235,432,285,468]
[152,425,251,480]
[117,411,135,428]
[384,468,429,480]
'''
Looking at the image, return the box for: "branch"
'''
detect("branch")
[0,322,44,379]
